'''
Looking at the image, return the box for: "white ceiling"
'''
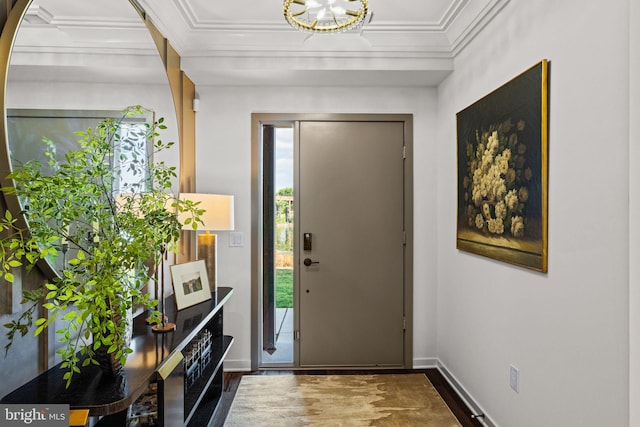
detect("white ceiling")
[9,0,510,87]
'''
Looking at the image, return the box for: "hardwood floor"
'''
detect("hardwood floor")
[212,369,483,427]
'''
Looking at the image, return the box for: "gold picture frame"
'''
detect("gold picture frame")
[456,60,549,272]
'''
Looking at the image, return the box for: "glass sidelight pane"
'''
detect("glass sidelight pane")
[262,124,294,365]
[262,125,276,355]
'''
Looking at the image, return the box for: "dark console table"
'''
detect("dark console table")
[1,287,234,426]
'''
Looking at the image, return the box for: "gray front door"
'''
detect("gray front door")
[297,120,405,367]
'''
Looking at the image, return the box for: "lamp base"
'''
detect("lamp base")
[152,322,176,333]
[198,233,218,293]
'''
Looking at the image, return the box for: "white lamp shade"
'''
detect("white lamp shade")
[178,193,235,231]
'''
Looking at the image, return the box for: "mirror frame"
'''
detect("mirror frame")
[0,0,196,279]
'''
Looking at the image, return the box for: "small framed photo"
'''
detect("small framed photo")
[170,260,212,310]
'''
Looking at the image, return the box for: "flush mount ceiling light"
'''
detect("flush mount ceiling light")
[284,0,369,33]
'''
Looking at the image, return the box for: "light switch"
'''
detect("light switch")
[229,232,244,247]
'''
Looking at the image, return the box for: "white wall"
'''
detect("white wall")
[436,1,630,426]
[193,85,439,370]
[630,0,639,424]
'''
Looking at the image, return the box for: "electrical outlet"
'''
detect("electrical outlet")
[509,365,520,393]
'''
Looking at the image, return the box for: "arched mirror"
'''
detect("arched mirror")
[0,0,180,279]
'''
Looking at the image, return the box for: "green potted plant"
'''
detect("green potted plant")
[0,105,202,387]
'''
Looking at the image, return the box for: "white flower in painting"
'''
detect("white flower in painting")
[487,218,504,235]
[495,201,507,219]
[482,202,492,220]
[464,121,533,240]
[483,165,506,203]
[481,150,494,170]
[472,168,484,205]
[496,154,509,174]
[511,215,525,237]
[487,131,499,153]
[472,187,483,206]
[505,189,518,210]
[494,178,507,202]
[480,131,500,171]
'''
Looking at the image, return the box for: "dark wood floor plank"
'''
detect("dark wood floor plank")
[213,369,482,427]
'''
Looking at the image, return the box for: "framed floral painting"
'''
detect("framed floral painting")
[456,60,549,272]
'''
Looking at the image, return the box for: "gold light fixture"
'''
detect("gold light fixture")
[284,0,369,33]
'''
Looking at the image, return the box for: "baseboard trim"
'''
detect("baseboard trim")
[436,361,497,427]
[412,357,439,369]
[224,359,252,372]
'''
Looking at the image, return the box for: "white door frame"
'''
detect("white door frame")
[251,113,414,370]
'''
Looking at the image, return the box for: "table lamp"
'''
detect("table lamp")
[178,193,234,292]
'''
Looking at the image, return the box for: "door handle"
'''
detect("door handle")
[303,258,319,267]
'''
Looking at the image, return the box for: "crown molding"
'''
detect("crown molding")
[136,0,509,60]
[175,0,470,33]
[24,4,143,29]
[449,0,511,55]
[11,0,511,86]
[22,5,54,25]
[18,0,511,59]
